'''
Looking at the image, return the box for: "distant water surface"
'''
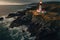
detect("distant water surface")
[0,5,26,16]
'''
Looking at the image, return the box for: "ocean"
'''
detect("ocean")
[0,5,26,16]
[0,5,36,40]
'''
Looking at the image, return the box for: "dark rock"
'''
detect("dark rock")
[6,13,20,18]
[6,9,26,18]
[35,20,60,40]
[50,8,60,13]
[0,17,3,21]
[8,1,60,40]
[9,12,33,28]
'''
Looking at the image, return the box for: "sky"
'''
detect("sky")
[0,0,60,5]
[0,0,60,3]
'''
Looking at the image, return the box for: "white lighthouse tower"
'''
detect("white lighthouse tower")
[36,0,46,16]
[37,0,42,13]
[32,0,46,16]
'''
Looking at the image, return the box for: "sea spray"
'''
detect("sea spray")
[0,16,36,40]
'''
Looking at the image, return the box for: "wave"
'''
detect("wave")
[0,16,36,40]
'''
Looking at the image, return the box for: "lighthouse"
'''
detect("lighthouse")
[37,0,42,13]
[32,0,46,16]
[36,0,46,16]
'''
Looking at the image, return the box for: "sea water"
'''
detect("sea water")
[0,5,27,16]
[0,5,36,40]
[0,17,36,40]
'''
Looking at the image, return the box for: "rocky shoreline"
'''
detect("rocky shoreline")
[0,1,60,40]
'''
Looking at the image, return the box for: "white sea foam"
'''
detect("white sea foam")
[0,15,36,40]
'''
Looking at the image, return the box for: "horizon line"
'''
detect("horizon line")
[0,1,31,5]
